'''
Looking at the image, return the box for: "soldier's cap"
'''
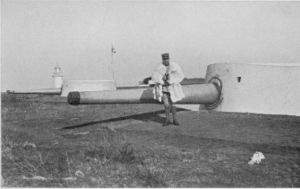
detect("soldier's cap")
[161,53,169,61]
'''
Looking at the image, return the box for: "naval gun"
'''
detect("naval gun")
[67,77,223,110]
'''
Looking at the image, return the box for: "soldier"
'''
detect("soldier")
[152,53,185,126]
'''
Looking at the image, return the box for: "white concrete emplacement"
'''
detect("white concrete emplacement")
[60,80,116,97]
[204,63,300,116]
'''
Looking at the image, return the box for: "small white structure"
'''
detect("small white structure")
[61,80,116,97]
[205,63,300,116]
[52,65,63,88]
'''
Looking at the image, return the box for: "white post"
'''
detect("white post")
[53,65,63,88]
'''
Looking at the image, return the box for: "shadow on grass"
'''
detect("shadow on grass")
[127,129,300,157]
[61,108,188,130]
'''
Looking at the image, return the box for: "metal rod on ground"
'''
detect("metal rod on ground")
[7,88,62,95]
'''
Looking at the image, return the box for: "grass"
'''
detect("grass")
[1,93,300,187]
[2,131,171,187]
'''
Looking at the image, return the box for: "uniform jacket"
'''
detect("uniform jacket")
[151,61,185,103]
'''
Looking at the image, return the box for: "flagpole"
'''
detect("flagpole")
[111,44,115,81]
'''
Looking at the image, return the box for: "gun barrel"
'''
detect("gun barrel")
[68,83,221,105]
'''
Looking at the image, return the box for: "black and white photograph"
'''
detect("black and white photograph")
[1,0,300,187]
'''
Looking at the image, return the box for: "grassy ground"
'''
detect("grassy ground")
[1,93,300,187]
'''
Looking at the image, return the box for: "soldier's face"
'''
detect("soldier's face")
[163,60,170,66]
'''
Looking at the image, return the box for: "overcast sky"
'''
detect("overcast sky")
[2,1,300,91]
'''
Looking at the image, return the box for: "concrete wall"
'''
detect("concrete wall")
[205,63,300,116]
[61,80,116,97]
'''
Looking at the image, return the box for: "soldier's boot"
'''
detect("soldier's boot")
[171,106,180,126]
[162,107,171,126]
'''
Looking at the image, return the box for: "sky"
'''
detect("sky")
[1,0,300,91]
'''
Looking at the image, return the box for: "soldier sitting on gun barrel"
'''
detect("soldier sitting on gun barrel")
[151,53,185,126]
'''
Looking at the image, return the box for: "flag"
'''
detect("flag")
[111,45,116,54]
